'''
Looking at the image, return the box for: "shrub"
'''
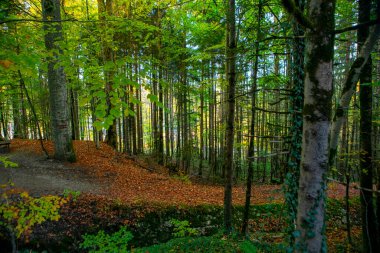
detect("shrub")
[80,226,133,253]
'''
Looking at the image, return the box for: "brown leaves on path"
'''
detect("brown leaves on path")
[9,139,358,207]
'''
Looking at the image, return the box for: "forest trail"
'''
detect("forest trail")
[0,147,104,196]
[1,139,357,205]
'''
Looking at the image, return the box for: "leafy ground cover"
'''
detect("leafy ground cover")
[1,139,362,252]
[7,139,359,205]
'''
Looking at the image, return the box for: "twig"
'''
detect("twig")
[327,177,380,194]
[248,151,289,159]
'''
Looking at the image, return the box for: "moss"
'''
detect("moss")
[303,103,331,123]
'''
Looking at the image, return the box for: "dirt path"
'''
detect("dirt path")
[0,150,104,196]
[1,139,358,205]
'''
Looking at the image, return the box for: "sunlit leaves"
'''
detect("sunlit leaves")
[0,156,18,168]
[0,190,68,239]
[0,59,14,69]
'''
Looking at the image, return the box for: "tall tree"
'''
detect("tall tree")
[97,0,117,149]
[242,0,262,235]
[329,13,380,167]
[284,0,305,247]
[283,0,335,251]
[223,0,236,234]
[358,1,379,251]
[42,0,76,162]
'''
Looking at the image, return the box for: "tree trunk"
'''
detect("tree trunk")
[295,1,335,252]
[97,0,117,149]
[42,0,75,162]
[358,1,378,251]
[285,0,305,246]
[199,63,205,176]
[70,88,80,140]
[329,24,380,165]
[224,0,236,234]
[242,0,262,234]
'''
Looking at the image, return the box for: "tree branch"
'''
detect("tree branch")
[334,19,380,34]
[281,0,314,30]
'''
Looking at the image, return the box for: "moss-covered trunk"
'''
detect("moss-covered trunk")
[295,1,335,252]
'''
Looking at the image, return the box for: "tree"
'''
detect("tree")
[283,0,335,251]
[242,0,263,235]
[97,0,118,149]
[358,1,379,251]
[42,0,76,162]
[284,0,305,246]
[223,0,236,234]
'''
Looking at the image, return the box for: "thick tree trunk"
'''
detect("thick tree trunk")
[42,0,75,162]
[224,0,236,234]
[295,1,335,252]
[358,1,378,251]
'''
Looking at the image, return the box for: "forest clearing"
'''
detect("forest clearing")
[1,0,380,252]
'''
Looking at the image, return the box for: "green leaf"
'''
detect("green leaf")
[94,90,107,99]
[147,93,158,103]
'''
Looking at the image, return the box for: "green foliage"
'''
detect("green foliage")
[0,191,68,239]
[239,240,257,253]
[80,227,133,253]
[134,233,256,253]
[63,189,81,202]
[170,219,199,238]
[0,157,67,242]
[0,156,18,168]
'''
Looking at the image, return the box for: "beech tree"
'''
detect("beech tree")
[283,0,335,251]
[42,0,76,162]
[2,1,380,249]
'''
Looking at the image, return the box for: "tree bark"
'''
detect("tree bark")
[224,0,236,234]
[42,0,75,162]
[295,1,335,252]
[358,1,379,251]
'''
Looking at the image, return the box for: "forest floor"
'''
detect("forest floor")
[0,139,362,252]
[1,139,358,205]
[1,139,359,205]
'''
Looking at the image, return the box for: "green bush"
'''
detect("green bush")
[170,219,199,238]
[80,227,133,253]
[134,233,257,253]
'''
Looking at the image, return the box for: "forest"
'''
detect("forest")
[0,0,379,252]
